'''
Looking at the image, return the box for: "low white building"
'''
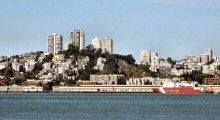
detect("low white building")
[24,60,36,72]
[12,62,22,71]
[0,62,8,69]
[94,57,106,70]
[39,73,55,81]
[23,86,43,92]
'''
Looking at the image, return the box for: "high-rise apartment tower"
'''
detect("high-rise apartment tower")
[48,33,63,55]
[70,29,85,50]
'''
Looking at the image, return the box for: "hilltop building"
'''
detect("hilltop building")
[206,49,213,62]
[48,33,63,55]
[70,29,85,50]
[92,36,113,54]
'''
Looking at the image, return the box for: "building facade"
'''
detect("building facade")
[90,74,126,85]
[92,36,101,49]
[48,33,63,55]
[203,78,220,85]
[101,37,113,54]
[70,29,85,50]
[140,49,151,64]
[92,36,113,54]
[201,54,209,64]
[206,49,213,62]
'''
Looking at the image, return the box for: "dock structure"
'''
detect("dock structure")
[1,85,220,93]
[52,85,161,93]
[202,85,220,93]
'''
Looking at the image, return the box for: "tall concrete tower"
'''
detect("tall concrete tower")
[48,33,63,55]
[206,49,213,62]
[70,29,85,50]
[101,37,113,54]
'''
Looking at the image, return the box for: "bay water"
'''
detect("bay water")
[0,93,220,120]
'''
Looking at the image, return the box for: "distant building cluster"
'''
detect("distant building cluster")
[1,27,220,91]
[138,49,161,72]
[137,48,220,77]
[48,29,113,55]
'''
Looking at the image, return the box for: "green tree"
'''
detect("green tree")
[43,54,53,63]
[95,48,102,58]
[14,78,24,85]
[24,72,35,79]
[19,65,24,72]
[33,62,42,74]
[4,68,14,77]
[167,57,173,64]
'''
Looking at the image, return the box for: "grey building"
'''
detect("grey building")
[48,33,63,55]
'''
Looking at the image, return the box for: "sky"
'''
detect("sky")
[0,0,220,60]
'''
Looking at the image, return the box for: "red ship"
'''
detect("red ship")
[153,80,205,94]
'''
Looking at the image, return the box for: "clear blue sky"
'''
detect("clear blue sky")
[0,0,220,60]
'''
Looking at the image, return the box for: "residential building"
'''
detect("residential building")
[94,57,106,70]
[92,36,101,49]
[12,62,23,71]
[206,49,213,62]
[90,74,126,85]
[43,62,51,71]
[203,78,220,85]
[24,60,36,72]
[0,62,8,69]
[186,55,201,63]
[70,29,85,50]
[151,56,160,67]
[140,49,151,65]
[201,54,209,64]
[48,33,63,55]
[92,36,113,54]
[52,54,65,63]
[76,56,90,70]
[101,37,113,54]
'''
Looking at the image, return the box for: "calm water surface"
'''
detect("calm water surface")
[0,93,220,120]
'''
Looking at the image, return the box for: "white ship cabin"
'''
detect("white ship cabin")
[163,79,195,88]
[163,80,175,87]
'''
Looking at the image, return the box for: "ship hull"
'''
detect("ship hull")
[153,87,204,94]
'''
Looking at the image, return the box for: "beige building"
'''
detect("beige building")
[90,74,125,85]
[48,33,63,55]
[70,29,85,50]
[186,55,201,63]
[201,54,209,64]
[140,49,151,65]
[101,37,113,54]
